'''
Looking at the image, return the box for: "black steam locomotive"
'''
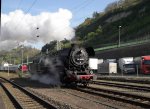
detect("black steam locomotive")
[29,44,95,86]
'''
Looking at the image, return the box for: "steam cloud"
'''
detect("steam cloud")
[30,56,64,85]
[1,8,75,51]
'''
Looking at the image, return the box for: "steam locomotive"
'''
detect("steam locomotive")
[29,44,96,86]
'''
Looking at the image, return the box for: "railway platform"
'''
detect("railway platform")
[96,74,150,84]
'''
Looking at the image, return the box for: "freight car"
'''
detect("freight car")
[0,64,28,73]
[29,44,96,86]
[0,65,18,73]
[18,64,28,72]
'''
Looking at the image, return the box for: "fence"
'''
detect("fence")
[94,35,150,52]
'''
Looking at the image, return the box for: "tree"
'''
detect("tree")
[86,32,96,40]
[41,40,57,53]
[105,1,118,12]
[93,12,99,18]
[96,26,103,34]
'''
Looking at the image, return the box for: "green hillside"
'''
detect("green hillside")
[75,0,150,48]
[0,46,40,65]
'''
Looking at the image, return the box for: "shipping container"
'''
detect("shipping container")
[98,62,117,74]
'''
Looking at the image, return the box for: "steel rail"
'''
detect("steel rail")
[92,81,150,92]
[0,82,23,109]
[60,88,119,109]
[75,85,150,108]
[0,77,57,109]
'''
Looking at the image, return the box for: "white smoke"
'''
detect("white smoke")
[1,8,75,51]
[30,74,62,85]
[30,56,64,86]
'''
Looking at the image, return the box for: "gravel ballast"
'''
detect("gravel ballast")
[0,72,146,109]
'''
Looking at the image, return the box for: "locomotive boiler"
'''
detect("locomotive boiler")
[29,44,95,86]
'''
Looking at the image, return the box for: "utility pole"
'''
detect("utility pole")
[57,41,58,51]
[118,26,121,47]
[10,54,11,64]
[21,45,24,75]
[8,64,9,76]
[57,41,61,51]
[27,55,28,65]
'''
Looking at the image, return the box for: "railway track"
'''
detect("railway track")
[0,77,57,109]
[60,88,120,109]
[75,84,150,108]
[28,87,121,109]
[92,80,150,92]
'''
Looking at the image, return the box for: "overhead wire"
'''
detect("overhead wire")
[37,0,95,39]
[2,0,23,22]
[73,0,95,14]
[13,0,93,31]
[1,0,23,41]
[12,0,38,46]
[16,0,23,9]
[71,0,89,11]
[57,0,96,31]
[25,0,38,13]
[2,0,97,50]
[8,0,95,42]
[65,0,96,30]
[14,0,38,30]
